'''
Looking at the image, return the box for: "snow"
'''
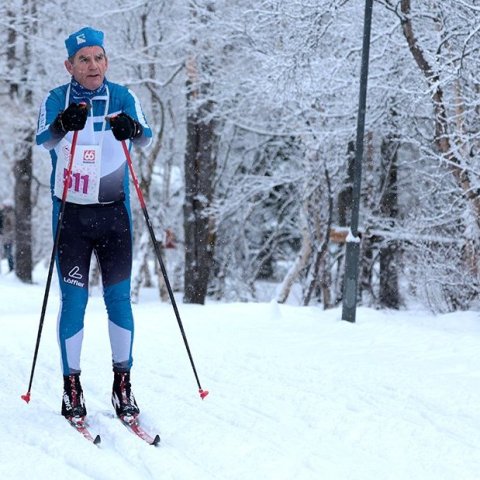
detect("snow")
[1,265,480,479]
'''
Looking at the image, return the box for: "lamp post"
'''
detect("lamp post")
[341,0,374,323]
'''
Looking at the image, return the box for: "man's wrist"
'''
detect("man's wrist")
[50,114,67,135]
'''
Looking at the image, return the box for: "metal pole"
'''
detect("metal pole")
[341,0,374,323]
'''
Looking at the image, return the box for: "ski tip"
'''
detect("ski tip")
[93,435,101,445]
[21,392,31,404]
[199,389,209,400]
[151,434,161,446]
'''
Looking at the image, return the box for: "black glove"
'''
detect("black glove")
[109,113,143,141]
[50,103,88,134]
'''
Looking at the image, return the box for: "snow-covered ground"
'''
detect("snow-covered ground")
[1,261,480,479]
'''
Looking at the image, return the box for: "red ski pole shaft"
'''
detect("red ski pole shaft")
[22,129,80,404]
[121,139,208,400]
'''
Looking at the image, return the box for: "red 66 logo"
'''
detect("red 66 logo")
[83,150,96,163]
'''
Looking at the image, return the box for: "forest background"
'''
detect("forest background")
[1,0,480,313]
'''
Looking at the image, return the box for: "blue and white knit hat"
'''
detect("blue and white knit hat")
[65,27,104,58]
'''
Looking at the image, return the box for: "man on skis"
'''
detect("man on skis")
[36,26,152,423]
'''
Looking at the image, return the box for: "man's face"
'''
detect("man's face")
[65,46,108,91]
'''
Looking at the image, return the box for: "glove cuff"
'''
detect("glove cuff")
[132,120,143,139]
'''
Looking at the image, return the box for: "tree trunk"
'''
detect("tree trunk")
[379,136,400,308]
[131,230,151,303]
[276,226,312,304]
[14,130,33,283]
[303,165,333,307]
[183,105,216,304]
[359,132,375,304]
[338,140,355,227]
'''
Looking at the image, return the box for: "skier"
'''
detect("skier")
[36,27,152,422]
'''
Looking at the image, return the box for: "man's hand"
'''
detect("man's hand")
[51,103,88,134]
[109,113,143,141]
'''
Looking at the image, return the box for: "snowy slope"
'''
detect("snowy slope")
[1,266,480,480]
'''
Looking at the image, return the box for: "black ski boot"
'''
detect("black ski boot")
[111,370,140,419]
[62,373,87,420]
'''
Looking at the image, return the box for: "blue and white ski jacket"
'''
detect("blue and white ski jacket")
[36,78,152,204]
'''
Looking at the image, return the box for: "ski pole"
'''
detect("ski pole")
[21,128,80,404]
[121,139,209,400]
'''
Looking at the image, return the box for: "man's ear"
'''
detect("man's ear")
[64,59,74,75]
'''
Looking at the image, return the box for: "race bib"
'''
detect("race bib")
[54,140,101,204]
